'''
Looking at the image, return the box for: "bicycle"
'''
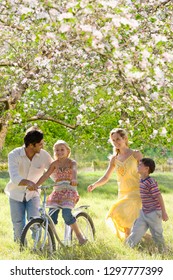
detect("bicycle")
[20,185,95,254]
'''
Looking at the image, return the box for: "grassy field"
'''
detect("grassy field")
[0,170,173,260]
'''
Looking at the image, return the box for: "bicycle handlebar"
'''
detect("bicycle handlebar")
[39,185,55,190]
[38,184,91,210]
[38,182,72,190]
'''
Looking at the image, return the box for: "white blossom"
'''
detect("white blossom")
[99,0,118,9]
[142,50,151,59]
[79,104,87,111]
[162,52,173,62]
[112,17,121,28]
[19,7,32,14]
[125,63,133,71]
[152,34,167,44]
[92,29,103,40]
[130,35,139,45]
[76,114,83,125]
[160,127,167,137]
[153,129,158,137]
[110,37,119,48]
[30,101,34,107]
[36,12,49,20]
[57,12,74,21]
[37,111,45,117]
[53,89,59,95]
[88,84,96,90]
[150,92,159,100]
[107,88,112,95]
[90,107,95,112]
[154,67,165,84]
[59,24,71,33]
[79,24,93,32]
[113,50,121,58]
[138,106,145,112]
[125,118,130,124]
[116,101,121,107]
[99,98,105,105]
[127,106,134,112]
[21,78,27,84]
[114,91,122,96]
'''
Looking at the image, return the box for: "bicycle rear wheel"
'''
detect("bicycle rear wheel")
[71,212,95,244]
[20,218,56,254]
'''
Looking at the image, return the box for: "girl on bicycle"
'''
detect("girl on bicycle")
[35,140,87,245]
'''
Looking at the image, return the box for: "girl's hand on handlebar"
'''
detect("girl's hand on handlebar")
[70,179,78,186]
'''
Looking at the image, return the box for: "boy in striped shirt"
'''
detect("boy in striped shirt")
[126,158,168,252]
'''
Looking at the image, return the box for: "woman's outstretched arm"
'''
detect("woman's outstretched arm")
[87,156,116,192]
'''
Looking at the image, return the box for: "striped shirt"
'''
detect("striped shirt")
[140,177,161,213]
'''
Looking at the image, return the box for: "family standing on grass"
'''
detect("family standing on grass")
[5,126,168,252]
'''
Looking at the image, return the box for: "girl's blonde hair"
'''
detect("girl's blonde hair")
[110,128,128,155]
[53,140,71,159]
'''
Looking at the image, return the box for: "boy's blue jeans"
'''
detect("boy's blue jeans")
[49,208,76,225]
[9,196,40,241]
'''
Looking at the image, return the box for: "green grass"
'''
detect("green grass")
[0,170,173,260]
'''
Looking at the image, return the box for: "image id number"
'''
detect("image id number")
[103,266,163,276]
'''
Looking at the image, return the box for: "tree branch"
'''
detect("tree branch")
[17,116,78,130]
[155,0,172,10]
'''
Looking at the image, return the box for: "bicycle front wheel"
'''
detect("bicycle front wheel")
[20,218,56,254]
[71,212,95,243]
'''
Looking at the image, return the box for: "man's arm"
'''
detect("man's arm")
[8,150,36,190]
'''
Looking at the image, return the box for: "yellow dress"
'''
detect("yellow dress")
[106,154,141,240]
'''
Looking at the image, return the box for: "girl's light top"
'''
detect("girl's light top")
[47,163,79,209]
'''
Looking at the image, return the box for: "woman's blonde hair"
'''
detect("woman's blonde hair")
[53,140,71,159]
[110,128,128,155]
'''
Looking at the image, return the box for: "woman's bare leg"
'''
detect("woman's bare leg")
[124,228,131,239]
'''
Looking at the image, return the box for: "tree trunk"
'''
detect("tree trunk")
[0,124,8,151]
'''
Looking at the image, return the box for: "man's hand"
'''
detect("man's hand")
[26,181,38,191]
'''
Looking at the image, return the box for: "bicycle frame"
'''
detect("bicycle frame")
[48,205,90,244]
[33,185,93,247]
[38,186,66,247]
[20,184,95,253]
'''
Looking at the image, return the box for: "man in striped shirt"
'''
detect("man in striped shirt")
[126,158,168,252]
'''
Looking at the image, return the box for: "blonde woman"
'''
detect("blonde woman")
[35,140,87,245]
[88,128,142,240]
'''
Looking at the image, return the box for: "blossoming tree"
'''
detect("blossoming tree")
[0,0,173,150]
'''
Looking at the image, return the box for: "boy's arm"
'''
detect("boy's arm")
[156,193,169,221]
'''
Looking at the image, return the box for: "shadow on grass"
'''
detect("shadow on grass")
[51,240,123,260]
[0,171,9,193]
[43,238,173,260]
[135,238,173,260]
[0,171,9,178]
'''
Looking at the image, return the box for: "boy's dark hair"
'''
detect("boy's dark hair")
[24,130,43,147]
[141,158,155,174]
